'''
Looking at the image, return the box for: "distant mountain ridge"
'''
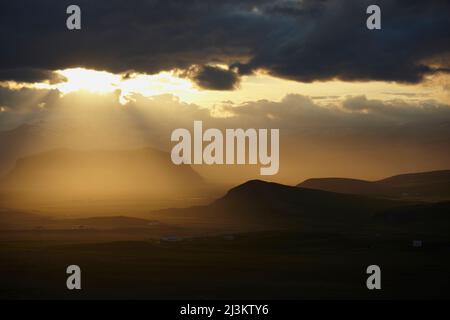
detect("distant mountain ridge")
[0,208,161,230]
[0,122,162,176]
[214,179,402,219]
[151,179,406,229]
[3,177,448,232]
[149,178,450,233]
[0,147,205,199]
[297,170,450,201]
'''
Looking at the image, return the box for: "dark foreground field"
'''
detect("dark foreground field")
[1,231,449,299]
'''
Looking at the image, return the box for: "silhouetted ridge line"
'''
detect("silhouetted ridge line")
[297,169,450,201]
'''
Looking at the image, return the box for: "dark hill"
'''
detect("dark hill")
[0,208,50,229]
[297,178,385,196]
[0,209,161,230]
[151,180,406,230]
[297,170,450,201]
[213,180,401,220]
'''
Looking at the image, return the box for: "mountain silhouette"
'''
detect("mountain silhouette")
[0,208,50,229]
[151,179,405,229]
[0,208,161,230]
[297,170,450,201]
[0,121,166,176]
[0,148,205,200]
[0,124,48,176]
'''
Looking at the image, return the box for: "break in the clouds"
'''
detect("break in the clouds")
[1,0,449,88]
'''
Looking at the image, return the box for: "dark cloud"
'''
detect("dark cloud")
[239,0,450,83]
[0,0,449,86]
[186,65,240,90]
[0,69,66,84]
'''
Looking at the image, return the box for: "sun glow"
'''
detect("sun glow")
[56,68,121,94]
[3,67,444,109]
[118,72,198,103]
[50,68,198,104]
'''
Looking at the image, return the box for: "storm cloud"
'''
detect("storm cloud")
[1,0,449,86]
[186,65,240,90]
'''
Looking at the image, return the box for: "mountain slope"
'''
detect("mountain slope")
[0,148,205,199]
[0,208,51,229]
[0,121,166,176]
[298,178,385,196]
[213,180,402,219]
[0,124,49,176]
[297,170,450,201]
[0,208,161,230]
[151,180,406,229]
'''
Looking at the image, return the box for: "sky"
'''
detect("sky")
[0,0,450,184]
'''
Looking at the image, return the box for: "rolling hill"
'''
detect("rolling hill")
[0,208,51,229]
[150,180,407,230]
[2,178,447,233]
[297,170,450,201]
[0,208,168,232]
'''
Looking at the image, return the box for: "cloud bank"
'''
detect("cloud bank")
[1,0,449,88]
